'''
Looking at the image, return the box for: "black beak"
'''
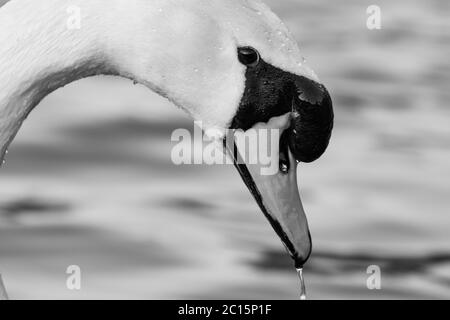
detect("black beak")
[229,56,333,267]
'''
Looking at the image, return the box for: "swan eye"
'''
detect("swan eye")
[238,47,260,67]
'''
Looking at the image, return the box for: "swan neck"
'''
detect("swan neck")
[0,0,117,159]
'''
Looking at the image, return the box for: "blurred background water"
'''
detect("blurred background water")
[0,0,449,299]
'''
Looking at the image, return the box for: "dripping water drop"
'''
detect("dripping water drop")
[296,268,307,300]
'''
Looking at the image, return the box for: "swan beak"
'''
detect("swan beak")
[227,57,333,266]
[227,115,311,267]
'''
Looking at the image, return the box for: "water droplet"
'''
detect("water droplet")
[194,68,199,73]
[296,268,307,300]
[158,8,163,12]
[256,11,262,16]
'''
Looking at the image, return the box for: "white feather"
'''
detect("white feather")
[0,0,318,160]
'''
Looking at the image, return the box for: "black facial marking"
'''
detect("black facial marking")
[231,54,334,163]
[231,59,293,131]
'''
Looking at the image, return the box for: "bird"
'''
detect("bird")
[0,0,333,269]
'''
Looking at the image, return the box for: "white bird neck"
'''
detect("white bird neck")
[0,1,113,158]
[0,0,211,161]
[0,0,308,162]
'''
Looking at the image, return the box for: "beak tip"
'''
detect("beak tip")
[294,254,310,269]
[292,231,312,268]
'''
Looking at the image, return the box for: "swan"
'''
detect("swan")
[0,0,333,272]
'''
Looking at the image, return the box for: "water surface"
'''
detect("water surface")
[0,0,449,299]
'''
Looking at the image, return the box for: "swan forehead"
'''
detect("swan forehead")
[207,0,319,82]
[157,0,318,81]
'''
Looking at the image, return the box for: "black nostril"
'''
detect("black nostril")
[279,131,290,174]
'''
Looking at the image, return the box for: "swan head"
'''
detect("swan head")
[111,0,333,266]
